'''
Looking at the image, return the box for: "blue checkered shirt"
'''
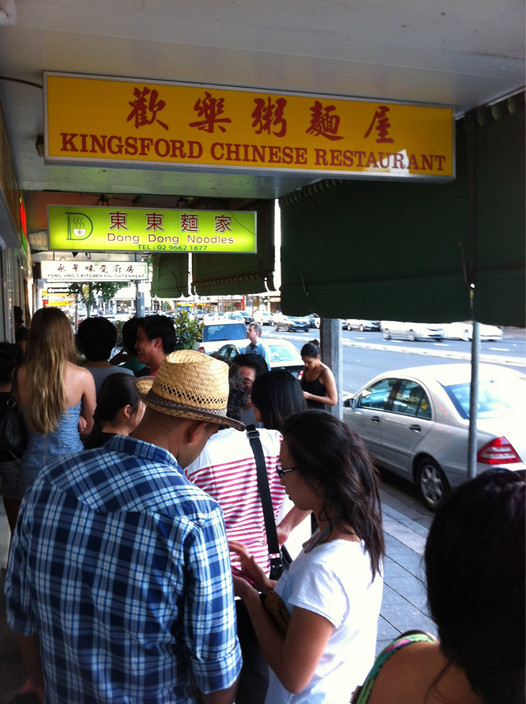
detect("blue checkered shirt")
[5,435,241,703]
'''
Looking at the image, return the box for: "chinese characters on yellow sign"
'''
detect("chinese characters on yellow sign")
[47,205,257,253]
[44,73,454,180]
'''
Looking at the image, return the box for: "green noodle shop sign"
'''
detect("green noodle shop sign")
[47,205,257,253]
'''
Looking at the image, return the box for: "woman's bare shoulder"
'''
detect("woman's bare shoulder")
[367,641,443,704]
[65,361,93,384]
[16,362,28,379]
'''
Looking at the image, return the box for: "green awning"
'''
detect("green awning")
[279,93,525,327]
[149,200,275,298]
[151,253,189,298]
[192,200,275,296]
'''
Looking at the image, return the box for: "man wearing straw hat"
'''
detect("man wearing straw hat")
[6,350,243,704]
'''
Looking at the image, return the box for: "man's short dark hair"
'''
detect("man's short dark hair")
[138,314,176,354]
[232,353,268,377]
[249,322,263,336]
[121,317,141,355]
[77,317,117,361]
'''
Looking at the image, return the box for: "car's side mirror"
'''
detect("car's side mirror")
[343,396,355,408]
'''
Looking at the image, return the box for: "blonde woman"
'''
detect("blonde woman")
[16,308,96,491]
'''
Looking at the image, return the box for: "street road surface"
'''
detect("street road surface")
[267,327,526,394]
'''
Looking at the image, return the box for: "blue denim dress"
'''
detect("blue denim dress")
[21,402,83,492]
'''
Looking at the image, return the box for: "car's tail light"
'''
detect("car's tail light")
[477,436,522,465]
[197,345,205,352]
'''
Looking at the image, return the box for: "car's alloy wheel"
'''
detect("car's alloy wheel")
[359,324,365,332]
[416,457,449,511]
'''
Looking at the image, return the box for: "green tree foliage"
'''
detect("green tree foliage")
[68,281,129,317]
[173,310,203,350]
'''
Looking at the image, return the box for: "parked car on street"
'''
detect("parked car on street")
[253,311,274,326]
[382,321,445,341]
[238,311,254,324]
[273,314,310,332]
[443,321,503,341]
[226,311,254,324]
[343,363,526,510]
[214,339,304,375]
[344,319,381,332]
[196,321,248,354]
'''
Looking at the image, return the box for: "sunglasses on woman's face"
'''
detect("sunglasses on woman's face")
[276,464,298,479]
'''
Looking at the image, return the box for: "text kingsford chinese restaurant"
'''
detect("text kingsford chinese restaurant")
[45,74,454,180]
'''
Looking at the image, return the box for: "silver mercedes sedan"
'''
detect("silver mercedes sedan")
[343,363,526,510]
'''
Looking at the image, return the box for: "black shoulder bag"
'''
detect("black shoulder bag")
[246,424,292,580]
[0,366,28,459]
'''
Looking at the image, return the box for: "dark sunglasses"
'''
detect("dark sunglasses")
[276,464,299,479]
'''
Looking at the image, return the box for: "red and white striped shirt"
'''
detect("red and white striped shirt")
[185,427,285,574]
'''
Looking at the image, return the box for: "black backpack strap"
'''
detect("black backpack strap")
[246,425,281,563]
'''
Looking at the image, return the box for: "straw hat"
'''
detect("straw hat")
[135,349,244,430]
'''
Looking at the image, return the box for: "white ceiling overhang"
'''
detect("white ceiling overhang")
[0,0,524,239]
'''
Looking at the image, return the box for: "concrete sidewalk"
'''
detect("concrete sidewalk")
[376,482,436,651]
[0,486,436,701]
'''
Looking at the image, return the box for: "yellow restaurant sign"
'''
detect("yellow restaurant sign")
[47,205,257,253]
[44,73,454,180]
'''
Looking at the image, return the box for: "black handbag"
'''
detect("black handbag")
[0,367,27,459]
[246,424,292,580]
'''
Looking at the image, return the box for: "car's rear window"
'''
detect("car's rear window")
[443,378,526,419]
[203,323,247,342]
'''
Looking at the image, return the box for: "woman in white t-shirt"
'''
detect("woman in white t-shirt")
[231,410,385,704]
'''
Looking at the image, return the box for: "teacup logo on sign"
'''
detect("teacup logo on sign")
[66,212,93,241]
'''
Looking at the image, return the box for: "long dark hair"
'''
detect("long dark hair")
[425,469,525,704]
[282,410,384,578]
[84,373,141,449]
[251,369,306,431]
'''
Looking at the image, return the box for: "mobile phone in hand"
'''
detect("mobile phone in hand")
[232,566,255,586]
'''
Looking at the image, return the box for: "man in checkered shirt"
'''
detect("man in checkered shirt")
[5,350,244,703]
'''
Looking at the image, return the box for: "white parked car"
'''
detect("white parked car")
[196,321,248,354]
[343,363,526,510]
[214,339,304,375]
[382,321,445,341]
[253,311,274,326]
[443,322,503,341]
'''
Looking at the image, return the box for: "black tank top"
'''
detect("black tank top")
[300,373,327,409]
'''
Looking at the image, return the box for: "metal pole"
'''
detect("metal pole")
[135,280,140,317]
[467,317,480,479]
[320,317,342,420]
[465,114,479,481]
